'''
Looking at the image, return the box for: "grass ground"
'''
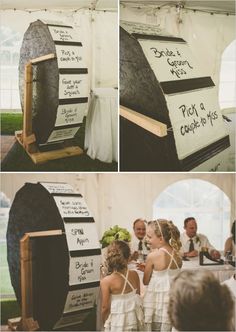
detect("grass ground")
[0,113,23,135]
[1,299,20,324]
[1,112,118,171]
[0,243,15,295]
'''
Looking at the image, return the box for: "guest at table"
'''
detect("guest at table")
[143,219,182,332]
[100,240,144,332]
[180,217,220,259]
[130,218,150,261]
[168,270,234,331]
[224,220,236,257]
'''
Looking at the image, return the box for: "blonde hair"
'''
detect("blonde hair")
[148,219,182,251]
[106,240,130,273]
[168,270,234,331]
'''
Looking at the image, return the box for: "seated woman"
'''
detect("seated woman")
[142,219,182,332]
[168,270,234,331]
[224,220,236,257]
[100,240,143,332]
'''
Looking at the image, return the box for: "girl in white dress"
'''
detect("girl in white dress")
[100,240,144,332]
[143,219,182,332]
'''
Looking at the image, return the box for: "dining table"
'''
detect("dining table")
[181,256,235,282]
[129,255,235,296]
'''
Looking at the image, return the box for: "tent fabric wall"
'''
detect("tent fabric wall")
[1,173,235,239]
[92,11,118,87]
[120,5,235,93]
[1,8,117,101]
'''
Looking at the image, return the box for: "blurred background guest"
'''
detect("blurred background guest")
[222,273,236,299]
[180,217,220,259]
[222,273,236,331]
[224,220,236,257]
[130,218,149,261]
[168,270,234,331]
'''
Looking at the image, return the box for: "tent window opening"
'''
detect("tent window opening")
[219,39,236,110]
[0,26,22,110]
[153,179,230,251]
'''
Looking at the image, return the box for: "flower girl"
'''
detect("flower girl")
[100,240,143,331]
[143,219,182,332]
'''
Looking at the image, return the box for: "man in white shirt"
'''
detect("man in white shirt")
[130,218,149,260]
[180,217,220,259]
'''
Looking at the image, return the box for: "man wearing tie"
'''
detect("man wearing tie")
[130,218,149,261]
[180,217,220,259]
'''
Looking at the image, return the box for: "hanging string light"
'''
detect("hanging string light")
[120,1,233,16]
[176,1,184,24]
[1,6,116,14]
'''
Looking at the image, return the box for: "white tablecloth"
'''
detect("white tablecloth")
[182,257,234,283]
[85,88,118,163]
[129,257,234,295]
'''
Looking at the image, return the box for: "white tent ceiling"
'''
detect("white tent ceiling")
[1,0,117,10]
[121,1,235,14]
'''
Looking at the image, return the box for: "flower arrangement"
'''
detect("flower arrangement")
[100,225,131,248]
[196,236,201,246]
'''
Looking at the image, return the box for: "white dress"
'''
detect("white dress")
[104,270,144,332]
[143,248,181,332]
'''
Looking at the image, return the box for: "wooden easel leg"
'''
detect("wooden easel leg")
[18,235,39,330]
[22,63,37,153]
[8,317,39,331]
[8,317,21,331]
[23,63,33,142]
[15,56,83,164]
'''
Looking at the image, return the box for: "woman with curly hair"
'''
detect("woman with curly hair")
[143,219,182,331]
[100,240,143,331]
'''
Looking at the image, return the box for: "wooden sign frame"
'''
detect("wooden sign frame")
[8,230,62,331]
[15,53,83,164]
[120,105,167,137]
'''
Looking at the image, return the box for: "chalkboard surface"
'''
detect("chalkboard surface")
[7,183,69,330]
[7,182,101,330]
[19,21,58,144]
[120,26,171,126]
[19,20,88,145]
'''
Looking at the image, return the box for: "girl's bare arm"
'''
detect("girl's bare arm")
[143,255,153,285]
[100,277,111,323]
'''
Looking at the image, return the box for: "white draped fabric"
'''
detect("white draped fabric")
[85,88,118,162]
[222,108,236,171]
